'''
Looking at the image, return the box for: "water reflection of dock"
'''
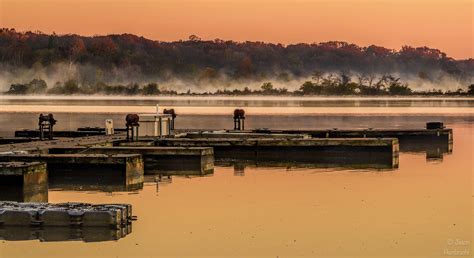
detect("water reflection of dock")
[48,168,144,192]
[217,160,397,173]
[0,225,132,242]
[400,138,452,161]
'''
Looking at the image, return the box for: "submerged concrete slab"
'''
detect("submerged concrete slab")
[48,146,214,175]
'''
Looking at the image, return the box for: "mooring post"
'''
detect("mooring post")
[233,109,245,131]
[38,113,56,141]
[426,122,444,130]
[125,114,140,141]
[105,119,114,135]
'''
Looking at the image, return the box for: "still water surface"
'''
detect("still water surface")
[0,97,472,257]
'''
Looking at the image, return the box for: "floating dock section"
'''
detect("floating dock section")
[250,128,452,141]
[0,202,134,228]
[0,162,48,202]
[48,146,214,175]
[15,130,108,138]
[0,154,144,188]
[154,138,399,169]
[183,127,451,161]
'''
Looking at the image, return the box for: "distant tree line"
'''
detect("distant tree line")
[0,28,473,86]
[5,77,474,96]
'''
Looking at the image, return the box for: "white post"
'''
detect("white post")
[105,119,114,135]
[159,116,163,137]
[154,104,160,136]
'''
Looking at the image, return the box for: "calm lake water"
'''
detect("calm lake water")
[0,96,472,257]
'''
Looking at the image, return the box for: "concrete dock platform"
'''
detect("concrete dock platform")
[0,154,144,188]
[184,131,311,139]
[154,138,399,169]
[250,128,453,161]
[0,138,36,145]
[250,128,453,146]
[15,129,108,138]
[0,135,126,154]
[187,128,451,161]
[48,146,214,175]
[0,162,48,202]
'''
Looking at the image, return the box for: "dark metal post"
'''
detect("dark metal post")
[125,114,140,142]
[233,109,246,131]
[38,113,56,141]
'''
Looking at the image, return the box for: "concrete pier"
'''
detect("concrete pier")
[154,138,399,169]
[48,146,214,175]
[191,128,451,161]
[0,138,36,145]
[185,131,311,139]
[0,135,126,154]
[15,130,107,138]
[252,128,453,160]
[0,162,48,202]
[250,128,453,144]
[0,154,144,188]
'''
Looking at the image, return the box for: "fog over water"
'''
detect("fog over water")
[0,62,472,93]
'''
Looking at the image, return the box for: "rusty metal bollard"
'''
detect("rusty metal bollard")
[125,114,140,141]
[233,109,245,130]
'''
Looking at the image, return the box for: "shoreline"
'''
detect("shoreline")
[1,95,474,101]
[1,105,473,115]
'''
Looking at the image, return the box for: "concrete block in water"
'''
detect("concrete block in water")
[49,146,214,175]
[154,137,400,169]
[0,154,144,189]
[0,162,48,202]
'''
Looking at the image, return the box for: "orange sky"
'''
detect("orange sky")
[0,0,473,59]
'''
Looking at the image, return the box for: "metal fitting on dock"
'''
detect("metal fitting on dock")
[125,114,140,141]
[233,109,246,130]
[163,109,177,131]
[38,113,56,141]
[426,122,444,130]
